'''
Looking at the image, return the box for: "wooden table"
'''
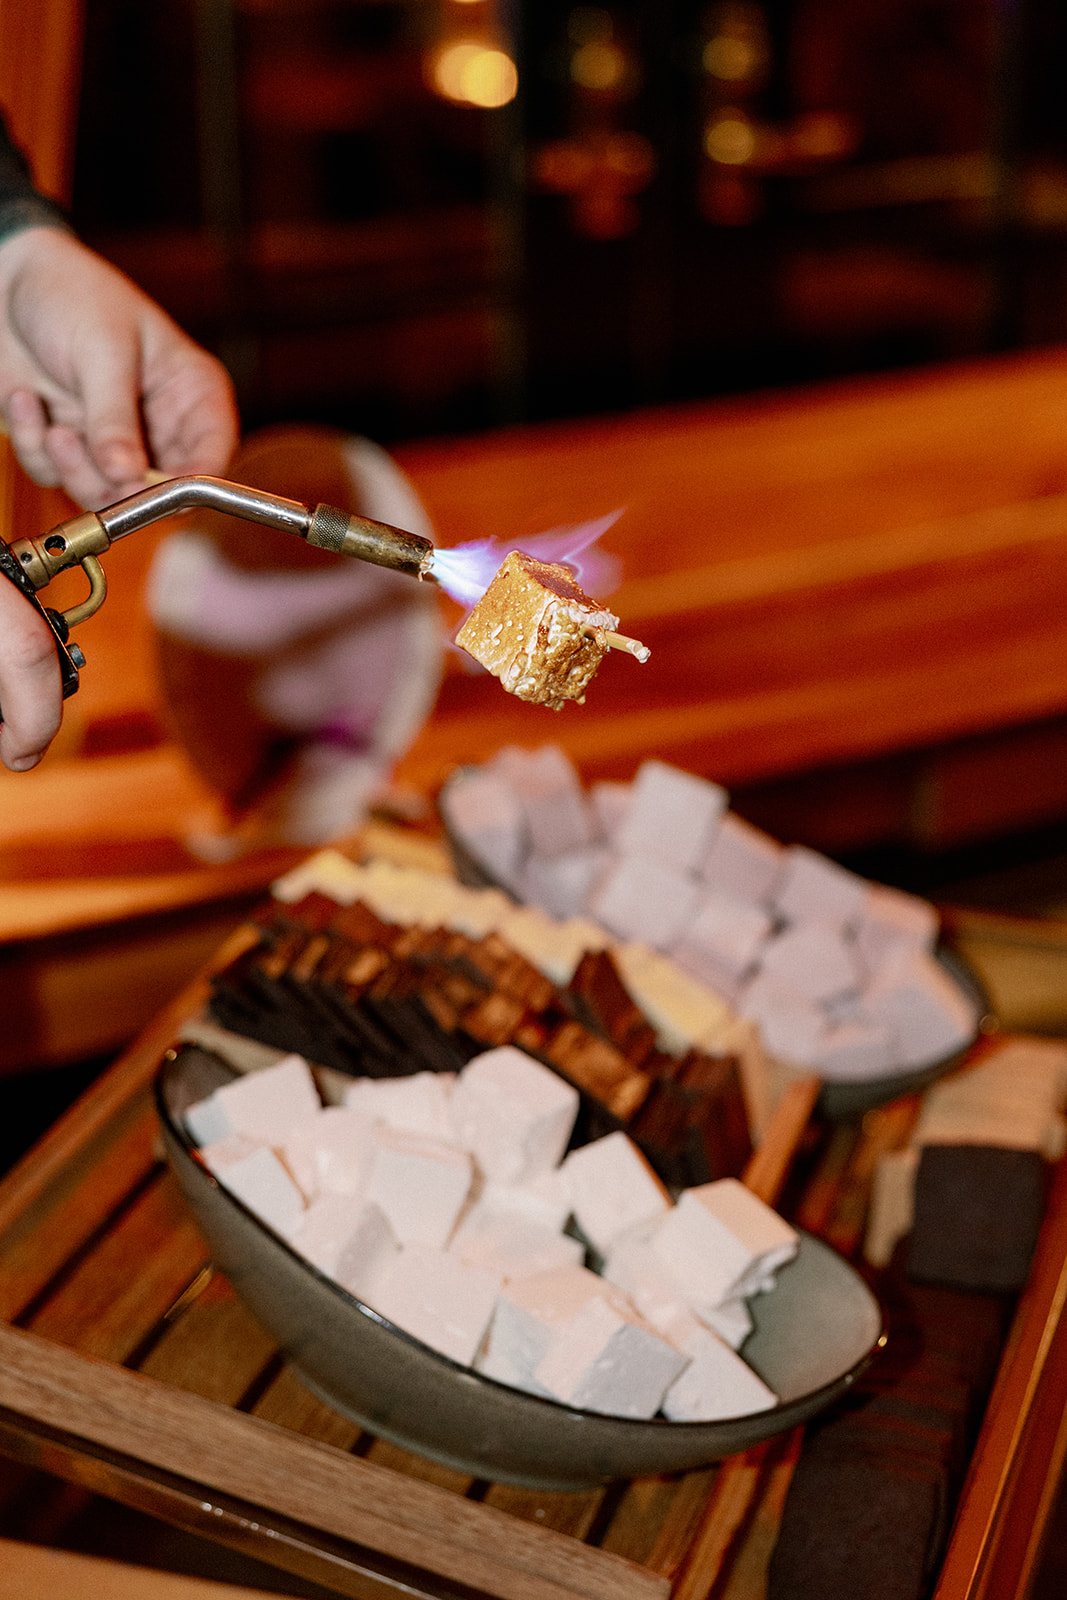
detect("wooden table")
[1,902,1066,1600]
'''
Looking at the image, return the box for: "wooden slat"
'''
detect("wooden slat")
[0,1537,290,1600]
[0,1324,668,1600]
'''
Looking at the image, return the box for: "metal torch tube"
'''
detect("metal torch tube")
[97,476,313,543]
[96,475,436,579]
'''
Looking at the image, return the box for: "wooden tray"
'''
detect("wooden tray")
[0,918,1065,1600]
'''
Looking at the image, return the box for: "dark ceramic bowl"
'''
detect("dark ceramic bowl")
[156,1043,884,1489]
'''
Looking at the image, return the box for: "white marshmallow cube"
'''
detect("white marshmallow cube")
[476,1264,613,1393]
[756,922,863,1004]
[509,743,597,859]
[603,1235,710,1349]
[373,1243,502,1366]
[342,1071,456,1142]
[661,1326,777,1421]
[672,888,774,980]
[616,760,728,875]
[736,969,827,1066]
[861,945,977,1067]
[363,1125,473,1248]
[697,811,784,905]
[203,1141,306,1240]
[702,1297,755,1350]
[281,1105,377,1200]
[290,1193,399,1298]
[561,1131,672,1256]
[519,844,609,923]
[589,779,632,842]
[439,768,528,889]
[533,1293,689,1419]
[478,1169,574,1233]
[855,882,939,971]
[587,854,703,950]
[650,1178,798,1311]
[449,1206,584,1280]
[450,1046,579,1184]
[813,1020,897,1082]
[771,845,868,931]
[186,1053,322,1149]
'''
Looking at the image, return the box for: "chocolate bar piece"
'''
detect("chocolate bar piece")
[908,1143,1046,1293]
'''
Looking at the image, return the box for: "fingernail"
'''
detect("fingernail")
[8,753,41,771]
[101,443,143,479]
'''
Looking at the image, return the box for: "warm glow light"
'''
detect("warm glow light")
[703,34,757,81]
[704,113,756,166]
[571,39,627,91]
[431,40,517,107]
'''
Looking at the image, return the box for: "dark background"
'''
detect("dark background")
[70,0,1067,444]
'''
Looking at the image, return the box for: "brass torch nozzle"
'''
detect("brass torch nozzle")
[303,503,436,579]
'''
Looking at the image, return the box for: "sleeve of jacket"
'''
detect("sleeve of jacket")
[0,107,72,242]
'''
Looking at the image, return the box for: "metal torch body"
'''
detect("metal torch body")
[0,475,437,713]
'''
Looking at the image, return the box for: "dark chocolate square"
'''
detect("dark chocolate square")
[908,1143,1045,1292]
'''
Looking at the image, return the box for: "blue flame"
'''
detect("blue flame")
[430,510,624,609]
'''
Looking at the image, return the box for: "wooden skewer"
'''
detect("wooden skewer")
[583,625,651,662]
[605,630,651,662]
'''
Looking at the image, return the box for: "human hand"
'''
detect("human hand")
[0,225,239,509]
[0,573,60,770]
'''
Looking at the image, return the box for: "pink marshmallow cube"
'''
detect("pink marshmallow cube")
[587,853,703,949]
[771,845,868,930]
[756,921,863,1003]
[673,887,774,980]
[616,760,728,875]
[698,811,784,905]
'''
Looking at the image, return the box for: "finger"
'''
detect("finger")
[75,331,151,491]
[142,350,239,480]
[1,388,62,488]
[44,423,141,508]
[0,580,62,770]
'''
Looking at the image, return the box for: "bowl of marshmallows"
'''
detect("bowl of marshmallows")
[156,1034,883,1489]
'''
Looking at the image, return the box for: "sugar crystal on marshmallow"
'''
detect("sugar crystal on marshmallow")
[455,550,619,710]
